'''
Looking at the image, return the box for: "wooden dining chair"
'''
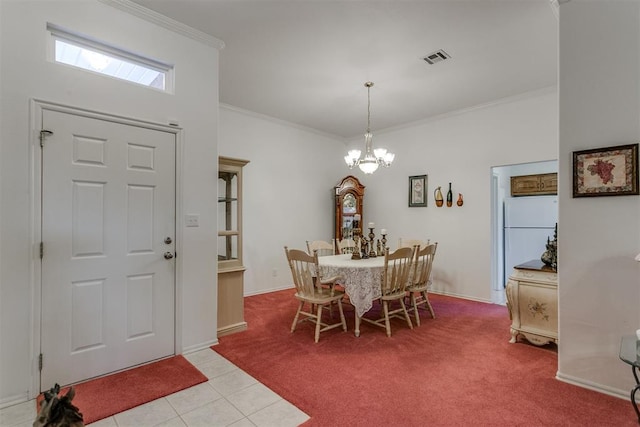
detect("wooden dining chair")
[362,246,416,337]
[306,240,335,257]
[406,242,438,325]
[337,238,357,254]
[284,246,347,342]
[397,238,430,250]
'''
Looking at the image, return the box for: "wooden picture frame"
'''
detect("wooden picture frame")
[409,175,427,207]
[573,143,639,197]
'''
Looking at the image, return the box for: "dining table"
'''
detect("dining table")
[317,253,385,337]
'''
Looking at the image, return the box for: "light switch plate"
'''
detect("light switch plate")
[185,214,199,227]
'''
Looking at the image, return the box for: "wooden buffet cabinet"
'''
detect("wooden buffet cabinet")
[510,173,557,196]
[505,260,558,346]
[217,156,249,337]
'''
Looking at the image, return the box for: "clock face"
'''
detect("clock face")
[343,193,357,213]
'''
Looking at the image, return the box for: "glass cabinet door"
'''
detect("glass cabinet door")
[218,157,248,270]
[218,170,238,262]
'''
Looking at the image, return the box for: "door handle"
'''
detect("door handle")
[164,237,172,244]
[164,252,174,260]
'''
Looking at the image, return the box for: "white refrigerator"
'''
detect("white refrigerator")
[503,196,557,281]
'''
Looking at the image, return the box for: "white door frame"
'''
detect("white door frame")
[28,99,184,399]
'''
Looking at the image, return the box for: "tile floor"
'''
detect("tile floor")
[0,348,309,427]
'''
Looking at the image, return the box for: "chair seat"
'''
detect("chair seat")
[380,289,407,300]
[294,288,345,305]
[406,282,429,293]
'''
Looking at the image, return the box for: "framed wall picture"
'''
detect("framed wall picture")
[409,175,427,207]
[573,143,639,197]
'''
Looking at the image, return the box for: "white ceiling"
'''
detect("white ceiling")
[130,0,558,139]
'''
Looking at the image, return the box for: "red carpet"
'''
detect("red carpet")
[213,289,635,426]
[37,355,207,425]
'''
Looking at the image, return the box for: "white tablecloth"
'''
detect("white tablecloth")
[317,254,384,317]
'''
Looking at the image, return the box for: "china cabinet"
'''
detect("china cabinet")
[217,156,249,337]
[334,176,365,244]
[510,173,557,196]
[505,260,558,346]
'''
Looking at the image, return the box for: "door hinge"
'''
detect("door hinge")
[38,353,43,371]
[40,242,44,259]
[39,129,53,148]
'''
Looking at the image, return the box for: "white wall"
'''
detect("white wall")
[218,105,346,295]
[0,0,220,405]
[219,90,558,304]
[355,89,558,302]
[558,1,640,397]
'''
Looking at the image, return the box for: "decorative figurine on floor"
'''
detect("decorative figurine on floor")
[541,223,557,269]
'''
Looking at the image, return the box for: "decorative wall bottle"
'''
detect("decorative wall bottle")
[434,186,444,207]
[446,182,453,207]
[457,193,464,206]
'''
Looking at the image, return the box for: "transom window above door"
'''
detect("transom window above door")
[48,23,174,92]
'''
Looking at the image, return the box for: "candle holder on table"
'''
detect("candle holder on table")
[368,227,377,258]
[361,238,369,259]
[351,228,362,260]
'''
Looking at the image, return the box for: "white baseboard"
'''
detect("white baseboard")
[182,339,219,355]
[555,371,628,401]
[244,285,294,297]
[429,289,492,304]
[0,392,30,410]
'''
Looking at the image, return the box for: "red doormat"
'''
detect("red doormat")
[37,355,207,425]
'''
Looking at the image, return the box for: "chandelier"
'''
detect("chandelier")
[344,81,395,174]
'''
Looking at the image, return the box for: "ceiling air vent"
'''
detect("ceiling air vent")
[422,49,450,65]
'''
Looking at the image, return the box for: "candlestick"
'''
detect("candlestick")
[381,232,387,251]
[368,227,376,258]
[361,239,369,259]
[351,229,361,260]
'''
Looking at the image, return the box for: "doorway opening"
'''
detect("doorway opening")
[490,160,558,304]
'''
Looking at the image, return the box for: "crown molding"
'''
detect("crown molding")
[98,0,225,50]
[348,85,558,142]
[220,103,345,142]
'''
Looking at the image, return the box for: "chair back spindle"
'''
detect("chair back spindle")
[382,246,415,296]
[306,240,335,257]
[285,247,320,297]
[413,243,437,287]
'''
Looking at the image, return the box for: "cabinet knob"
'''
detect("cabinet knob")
[164,252,174,260]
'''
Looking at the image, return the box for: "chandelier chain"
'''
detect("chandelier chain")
[367,83,371,134]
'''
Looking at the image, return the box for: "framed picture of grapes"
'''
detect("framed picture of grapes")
[572,143,638,197]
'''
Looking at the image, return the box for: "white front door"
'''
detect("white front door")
[40,109,176,390]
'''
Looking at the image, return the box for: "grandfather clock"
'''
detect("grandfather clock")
[334,175,365,244]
